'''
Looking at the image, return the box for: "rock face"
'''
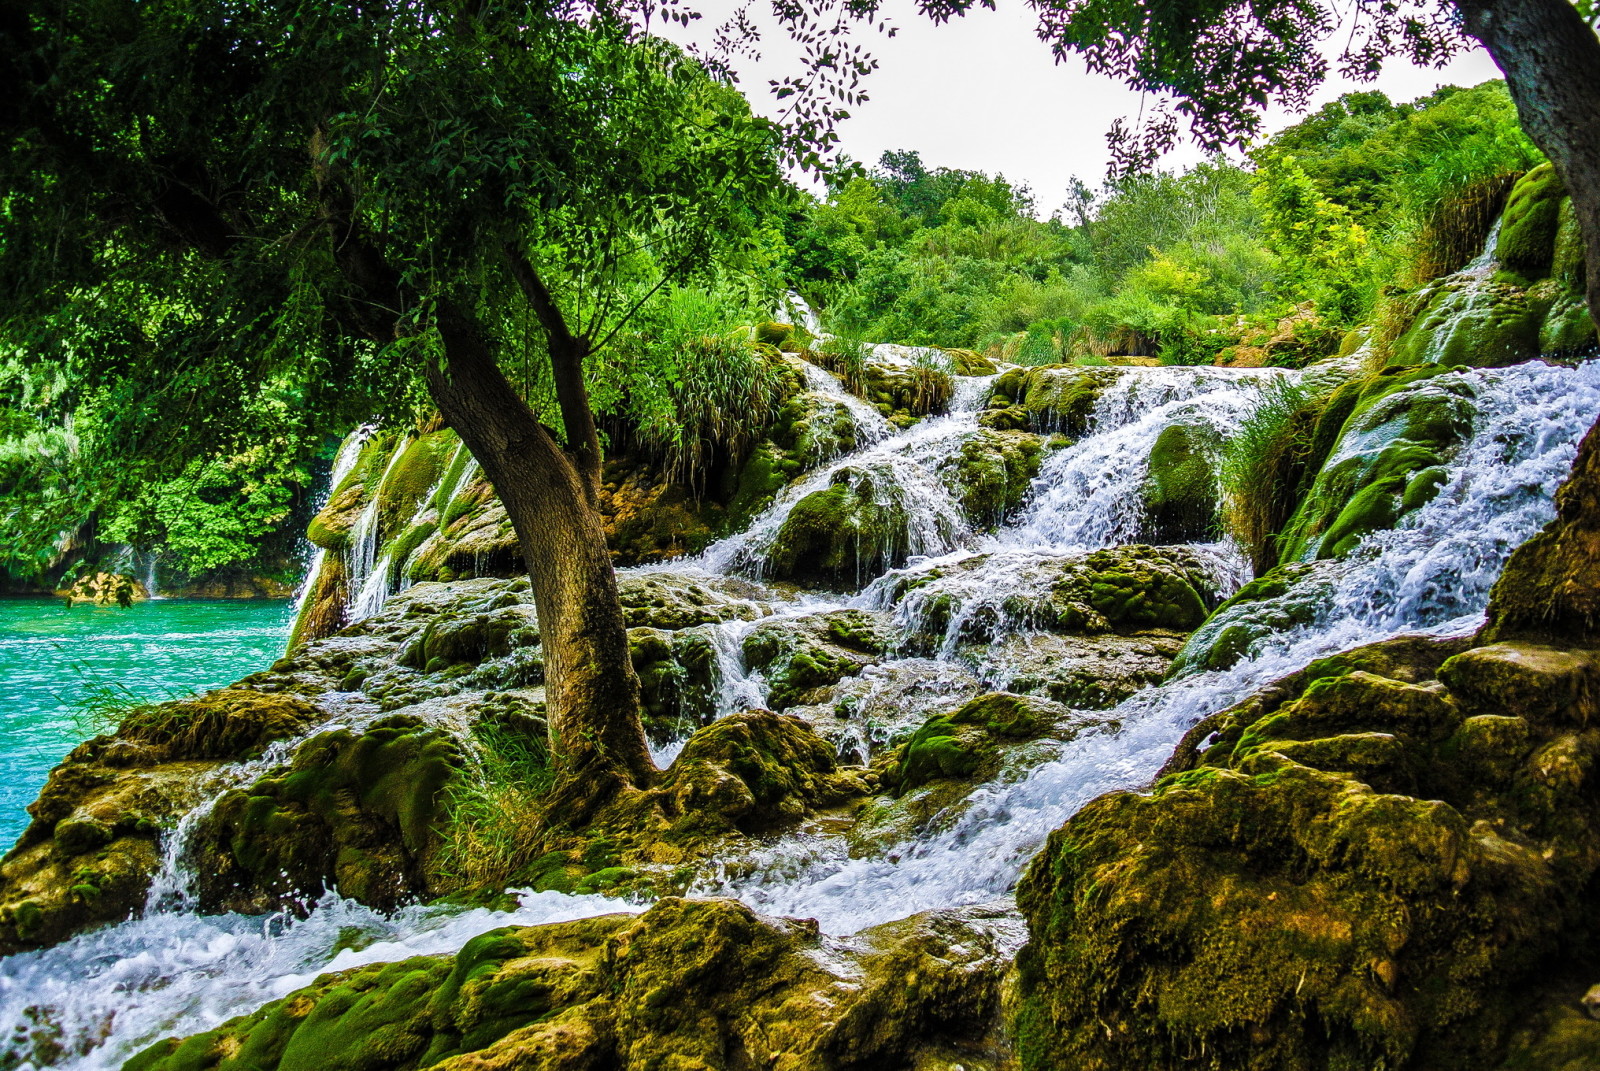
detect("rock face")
[1276,365,1474,562]
[0,690,321,953]
[1015,633,1600,1071]
[125,896,1024,1071]
[1387,164,1594,368]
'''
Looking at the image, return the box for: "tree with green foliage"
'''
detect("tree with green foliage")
[0,0,792,811]
[1019,0,1599,342]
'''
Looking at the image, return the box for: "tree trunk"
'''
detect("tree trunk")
[1457,0,1600,337]
[310,166,655,808]
[426,304,657,806]
[1457,0,1600,645]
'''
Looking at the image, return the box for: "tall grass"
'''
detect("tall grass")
[436,719,554,892]
[1220,378,1328,575]
[599,286,788,490]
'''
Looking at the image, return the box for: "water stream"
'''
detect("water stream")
[5,350,1599,1068]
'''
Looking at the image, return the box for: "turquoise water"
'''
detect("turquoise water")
[0,599,291,850]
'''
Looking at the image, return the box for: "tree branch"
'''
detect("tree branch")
[502,241,604,502]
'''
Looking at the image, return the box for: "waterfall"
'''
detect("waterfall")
[691,359,1600,932]
[288,426,373,633]
[9,349,1600,1066]
[344,437,412,622]
[693,372,990,577]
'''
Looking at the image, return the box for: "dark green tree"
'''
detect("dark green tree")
[0,0,791,810]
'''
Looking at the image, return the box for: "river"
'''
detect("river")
[0,599,290,849]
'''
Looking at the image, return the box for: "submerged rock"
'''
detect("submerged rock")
[125,896,1023,1071]
[1016,634,1600,1071]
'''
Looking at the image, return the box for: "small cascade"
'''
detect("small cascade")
[141,549,159,599]
[694,370,990,578]
[289,426,373,630]
[1000,367,1279,551]
[344,437,412,622]
[798,361,894,448]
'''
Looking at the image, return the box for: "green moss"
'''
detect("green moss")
[1017,634,1600,1071]
[1277,367,1474,562]
[764,475,910,586]
[947,430,1044,528]
[1142,422,1220,543]
[1496,163,1565,278]
[192,716,465,912]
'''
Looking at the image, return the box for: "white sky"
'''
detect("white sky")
[662,0,1504,215]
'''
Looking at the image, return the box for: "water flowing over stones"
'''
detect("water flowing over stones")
[5,324,1600,1067]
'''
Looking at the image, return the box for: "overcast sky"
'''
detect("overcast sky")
[663,0,1503,215]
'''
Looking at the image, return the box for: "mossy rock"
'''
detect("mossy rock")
[943,429,1045,528]
[893,692,1072,791]
[1044,545,1221,634]
[764,470,931,587]
[1017,635,1600,1071]
[986,365,1122,435]
[657,710,864,835]
[616,573,766,631]
[741,609,892,710]
[988,630,1189,709]
[1170,562,1329,676]
[124,897,1021,1071]
[1277,366,1475,562]
[630,626,720,741]
[191,715,465,913]
[1496,163,1565,278]
[0,689,312,951]
[1140,422,1220,543]
[1388,277,1543,369]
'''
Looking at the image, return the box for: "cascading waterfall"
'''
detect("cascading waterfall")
[692,358,1600,931]
[289,426,373,630]
[346,437,413,621]
[8,349,1600,1068]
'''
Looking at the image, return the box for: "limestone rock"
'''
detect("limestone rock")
[124,897,1023,1071]
[1016,633,1600,1071]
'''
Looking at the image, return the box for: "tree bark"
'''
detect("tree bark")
[427,303,657,803]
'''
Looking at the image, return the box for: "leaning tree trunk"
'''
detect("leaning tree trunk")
[1458,0,1600,644]
[425,304,657,807]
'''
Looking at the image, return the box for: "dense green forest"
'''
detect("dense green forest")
[0,78,1548,591]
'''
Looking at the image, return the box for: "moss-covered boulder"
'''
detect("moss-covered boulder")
[1141,422,1221,543]
[1482,420,1600,648]
[0,690,321,953]
[656,709,864,836]
[861,359,954,424]
[981,365,1122,435]
[1016,635,1600,1071]
[1497,163,1566,278]
[125,896,1023,1071]
[943,428,1045,527]
[741,609,893,710]
[1277,366,1474,562]
[191,714,465,913]
[764,465,962,587]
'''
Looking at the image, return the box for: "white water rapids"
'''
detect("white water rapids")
[6,354,1600,1069]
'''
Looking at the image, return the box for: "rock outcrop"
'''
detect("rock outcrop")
[1015,631,1600,1070]
[126,897,1024,1071]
